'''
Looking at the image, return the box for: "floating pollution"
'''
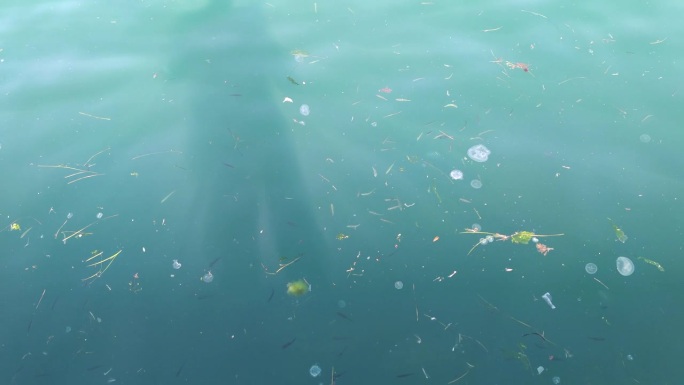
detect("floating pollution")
[287,279,310,296]
[637,256,664,272]
[461,229,564,255]
[201,271,214,283]
[541,292,556,309]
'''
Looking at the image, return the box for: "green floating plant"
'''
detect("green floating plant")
[607,218,628,243]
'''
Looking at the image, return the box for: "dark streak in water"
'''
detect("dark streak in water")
[208,257,222,268]
[267,288,274,302]
[523,332,547,342]
[337,346,348,357]
[336,312,353,322]
[282,337,296,349]
[396,373,415,378]
[176,361,186,377]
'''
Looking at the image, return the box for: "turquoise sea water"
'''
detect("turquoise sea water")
[1,1,682,384]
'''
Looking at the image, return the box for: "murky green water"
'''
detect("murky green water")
[1,1,682,384]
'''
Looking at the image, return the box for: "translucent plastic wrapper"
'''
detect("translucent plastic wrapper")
[542,292,556,309]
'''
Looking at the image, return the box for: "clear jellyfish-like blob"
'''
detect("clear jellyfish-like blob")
[450,169,464,180]
[616,256,634,276]
[467,144,491,162]
[394,281,403,290]
[172,259,182,269]
[585,263,597,274]
[471,223,482,232]
[299,104,310,116]
[202,271,214,283]
[96,212,103,219]
[309,364,321,377]
[470,179,482,189]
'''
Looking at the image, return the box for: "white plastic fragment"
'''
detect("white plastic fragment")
[542,292,556,309]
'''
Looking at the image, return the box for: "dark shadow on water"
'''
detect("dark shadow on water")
[139,3,330,384]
